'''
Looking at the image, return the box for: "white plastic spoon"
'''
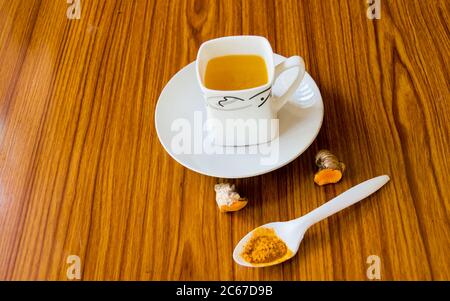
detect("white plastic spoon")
[233,175,390,267]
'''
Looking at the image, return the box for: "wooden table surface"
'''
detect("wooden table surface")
[0,0,449,281]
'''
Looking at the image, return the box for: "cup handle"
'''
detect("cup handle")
[272,56,306,112]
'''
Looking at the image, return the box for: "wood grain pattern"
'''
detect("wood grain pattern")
[0,0,449,280]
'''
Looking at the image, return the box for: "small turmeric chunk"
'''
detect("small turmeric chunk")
[219,201,248,212]
[215,183,248,212]
[314,169,343,185]
[314,150,345,186]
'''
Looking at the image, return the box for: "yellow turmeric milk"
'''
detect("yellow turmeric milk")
[204,55,268,90]
[241,227,292,265]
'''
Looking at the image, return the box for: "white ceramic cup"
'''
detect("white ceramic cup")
[196,35,305,146]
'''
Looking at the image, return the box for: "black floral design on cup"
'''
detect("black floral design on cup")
[208,87,272,111]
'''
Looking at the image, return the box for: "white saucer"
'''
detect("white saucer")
[155,54,323,178]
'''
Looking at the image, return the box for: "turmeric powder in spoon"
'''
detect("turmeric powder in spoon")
[241,227,292,265]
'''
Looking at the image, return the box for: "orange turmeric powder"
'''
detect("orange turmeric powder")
[241,227,291,264]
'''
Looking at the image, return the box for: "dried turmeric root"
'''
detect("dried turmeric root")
[215,183,248,212]
[314,150,345,186]
[219,200,248,212]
